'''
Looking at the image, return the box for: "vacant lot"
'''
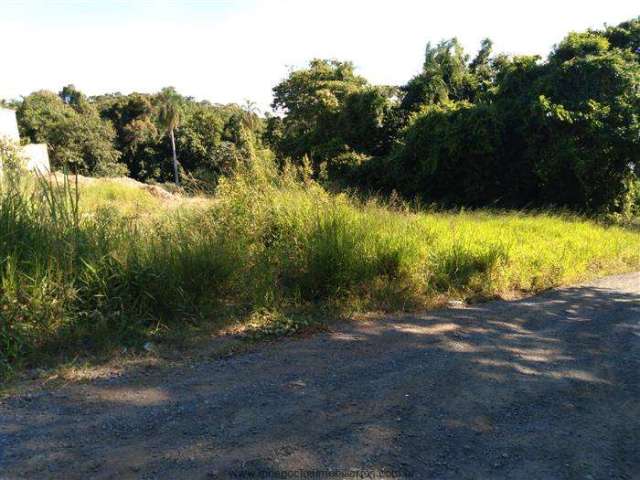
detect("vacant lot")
[2,166,640,374]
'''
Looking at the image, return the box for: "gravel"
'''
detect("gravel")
[1,272,639,479]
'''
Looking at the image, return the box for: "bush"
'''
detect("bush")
[17,90,126,176]
[0,172,239,372]
[341,19,640,215]
[0,138,25,173]
[324,151,370,182]
[2,157,640,374]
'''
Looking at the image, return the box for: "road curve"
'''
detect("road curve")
[1,272,639,479]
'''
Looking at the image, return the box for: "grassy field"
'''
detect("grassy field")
[2,163,640,376]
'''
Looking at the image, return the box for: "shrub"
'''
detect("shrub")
[2,158,640,374]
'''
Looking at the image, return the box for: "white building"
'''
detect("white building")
[0,108,20,141]
[0,107,50,173]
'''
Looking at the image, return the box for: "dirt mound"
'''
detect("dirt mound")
[50,171,177,199]
[143,184,176,199]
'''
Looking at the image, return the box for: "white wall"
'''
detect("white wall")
[21,144,50,173]
[0,109,51,173]
[0,108,20,142]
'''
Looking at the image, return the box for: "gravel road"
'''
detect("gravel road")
[1,272,639,479]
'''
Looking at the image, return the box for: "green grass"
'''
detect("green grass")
[77,179,164,214]
[2,162,640,376]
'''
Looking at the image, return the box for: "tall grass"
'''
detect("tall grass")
[0,172,239,372]
[2,159,640,374]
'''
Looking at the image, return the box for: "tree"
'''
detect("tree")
[469,38,496,98]
[59,84,89,111]
[528,38,640,211]
[157,87,183,185]
[270,59,368,164]
[603,17,640,53]
[362,18,640,213]
[268,59,400,176]
[338,86,398,156]
[400,39,476,113]
[94,92,159,179]
[92,92,264,186]
[16,88,125,176]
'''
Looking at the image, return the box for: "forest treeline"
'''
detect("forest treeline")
[8,86,263,188]
[4,17,640,214]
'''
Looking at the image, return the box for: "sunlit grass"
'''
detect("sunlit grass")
[2,164,639,375]
[78,180,163,215]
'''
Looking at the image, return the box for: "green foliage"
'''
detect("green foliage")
[552,32,611,63]
[17,88,126,176]
[6,17,640,215]
[324,150,371,183]
[358,18,640,214]
[603,17,640,52]
[392,101,514,206]
[339,86,398,156]
[2,160,640,373]
[0,172,239,373]
[93,92,160,179]
[157,87,182,134]
[269,59,397,167]
[0,139,25,173]
[528,35,640,212]
[5,14,640,377]
[157,87,183,184]
[13,86,264,188]
[262,17,640,214]
[400,39,480,113]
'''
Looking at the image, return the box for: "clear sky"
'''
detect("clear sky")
[1,0,638,111]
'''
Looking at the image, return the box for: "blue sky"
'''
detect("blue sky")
[1,0,638,110]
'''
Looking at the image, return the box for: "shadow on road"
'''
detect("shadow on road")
[2,279,639,478]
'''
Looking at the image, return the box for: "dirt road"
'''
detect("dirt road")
[1,272,639,479]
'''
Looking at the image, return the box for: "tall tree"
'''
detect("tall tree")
[94,92,159,179]
[157,87,183,185]
[270,59,368,164]
[400,39,475,113]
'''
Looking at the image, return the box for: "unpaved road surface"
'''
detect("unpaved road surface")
[1,273,639,479]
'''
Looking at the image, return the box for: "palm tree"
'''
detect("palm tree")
[242,99,261,130]
[158,88,182,186]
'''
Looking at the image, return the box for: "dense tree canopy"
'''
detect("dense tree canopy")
[308,18,639,214]
[267,59,397,166]
[14,86,264,184]
[5,17,640,214]
[17,88,124,175]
